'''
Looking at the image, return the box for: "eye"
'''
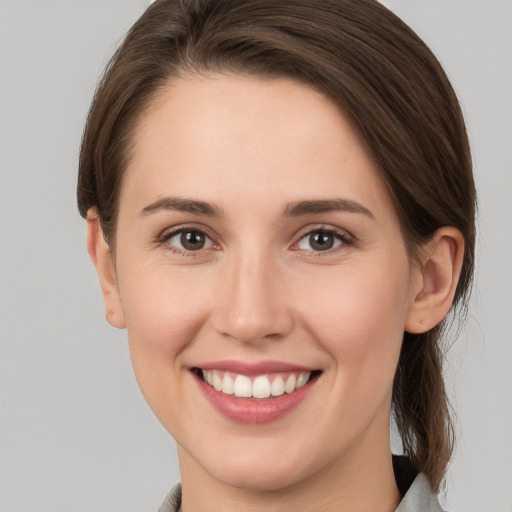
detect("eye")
[163,229,214,252]
[296,229,347,252]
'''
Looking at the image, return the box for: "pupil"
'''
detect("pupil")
[310,232,334,251]
[181,231,205,250]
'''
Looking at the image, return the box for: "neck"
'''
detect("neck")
[178,439,400,512]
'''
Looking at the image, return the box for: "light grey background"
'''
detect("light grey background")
[1,1,511,511]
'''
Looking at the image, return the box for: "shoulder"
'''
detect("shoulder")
[157,483,182,512]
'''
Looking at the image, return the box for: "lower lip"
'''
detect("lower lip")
[195,374,317,424]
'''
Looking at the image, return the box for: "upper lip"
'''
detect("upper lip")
[194,360,316,376]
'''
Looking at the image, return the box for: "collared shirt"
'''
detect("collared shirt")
[158,457,445,512]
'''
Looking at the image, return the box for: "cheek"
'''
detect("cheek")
[298,262,409,397]
[116,265,212,412]
[119,264,211,353]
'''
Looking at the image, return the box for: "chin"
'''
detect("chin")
[209,460,304,493]
[192,440,318,493]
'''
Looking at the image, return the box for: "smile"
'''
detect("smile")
[192,363,321,424]
[200,369,313,399]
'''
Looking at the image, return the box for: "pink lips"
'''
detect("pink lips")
[193,360,319,424]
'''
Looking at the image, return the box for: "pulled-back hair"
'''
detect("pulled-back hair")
[77,0,476,490]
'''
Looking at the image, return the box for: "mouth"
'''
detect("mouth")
[190,360,322,423]
[192,368,322,400]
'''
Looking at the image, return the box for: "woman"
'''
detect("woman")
[77,1,476,510]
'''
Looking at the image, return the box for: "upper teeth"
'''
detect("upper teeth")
[201,370,311,398]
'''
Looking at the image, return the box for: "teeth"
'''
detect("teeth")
[253,375,271,399]
[201,369,312,398]
[296,372,310,388]
[284,374,296,393]
[222,373,234,394]
[271,376,285,396]
[234,375,252,397]
[213,372,222,391]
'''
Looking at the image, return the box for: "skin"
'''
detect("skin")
[88,75,464,512]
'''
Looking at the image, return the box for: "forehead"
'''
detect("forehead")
[121,74,395,222]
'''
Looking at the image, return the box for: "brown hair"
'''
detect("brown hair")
[77,0,476,491]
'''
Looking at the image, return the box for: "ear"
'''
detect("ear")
[405,227,465,334]
[86,208,126,329]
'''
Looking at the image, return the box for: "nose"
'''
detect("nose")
[212,250,294,344]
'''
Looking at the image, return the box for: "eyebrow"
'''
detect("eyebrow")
[284,199,375,219]
[140,196,374,220]
[140,197,224,217]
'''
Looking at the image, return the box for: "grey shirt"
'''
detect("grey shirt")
[158,474,444,512]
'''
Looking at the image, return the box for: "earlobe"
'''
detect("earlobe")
[405,227,464,334]
[86,208,126,329]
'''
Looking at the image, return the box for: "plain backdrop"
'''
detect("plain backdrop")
[1,1,511,511]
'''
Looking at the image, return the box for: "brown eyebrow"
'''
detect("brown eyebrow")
[140,197,224,217]
[140,196,374,220]
[284,199,375,219]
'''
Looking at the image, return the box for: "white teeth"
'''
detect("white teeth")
[270,376,285,396]
[221,373,234,394]
[213,372,222,391]
[296,372,310,388]
[253,375,271,399]
[234,374,252,397]
[284,374,296,393]
[201,369,314,398]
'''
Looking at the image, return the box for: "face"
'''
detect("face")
[109,75,421,491]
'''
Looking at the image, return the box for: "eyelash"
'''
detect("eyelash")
[156,225,354,257]
[156,227,218,257]
[292,226,353,256]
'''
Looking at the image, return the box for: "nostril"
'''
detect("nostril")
[215,313,294,345]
